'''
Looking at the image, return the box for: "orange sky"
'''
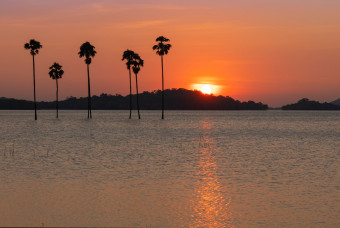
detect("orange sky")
[0,0,340,107]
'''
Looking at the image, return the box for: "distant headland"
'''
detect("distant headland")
[282,98,340,110]
[0,88,268,110]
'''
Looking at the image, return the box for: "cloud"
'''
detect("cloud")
[113,20,172,29]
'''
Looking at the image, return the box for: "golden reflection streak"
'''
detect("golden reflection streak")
[190,120,234,228]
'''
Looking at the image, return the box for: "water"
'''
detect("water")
[0,110,339,227]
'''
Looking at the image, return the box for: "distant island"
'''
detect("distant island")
[332,98,340,106]
[0,88,268,110]
[282,98,340,110]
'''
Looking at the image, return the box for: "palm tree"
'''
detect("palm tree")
[152,36,172,119]
[132,53,144,119]
[24,39,42,120]
[78,41,96,119]
[48,63,64,118]
[122,50,136,119]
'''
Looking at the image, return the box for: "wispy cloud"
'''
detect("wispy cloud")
[113,19,172,29]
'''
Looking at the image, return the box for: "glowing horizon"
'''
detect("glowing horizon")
[0,0,340,107]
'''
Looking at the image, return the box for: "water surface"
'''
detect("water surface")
[0,110,339,227]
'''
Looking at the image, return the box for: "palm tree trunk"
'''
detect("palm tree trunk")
[161,55,164,119]
[129,68,132,119]
[135,73,140,119]
[87,64,92,119]
[32,55,37,120]
[56,78,59,118]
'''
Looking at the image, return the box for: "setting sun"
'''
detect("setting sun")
[201,85,212,94]
[191,83,221,95]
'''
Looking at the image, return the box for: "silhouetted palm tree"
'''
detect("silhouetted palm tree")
[153,36,172,119]
[132,53,144,119]
[78,41,96,119]
[24,39,42,120]
[122,49,136,119]
[48,63,64,118]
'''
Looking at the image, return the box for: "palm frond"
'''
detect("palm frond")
[122,49,136,69]
[132,66,140,75]
[131,53,144,75]
[79,42,96,64]
[156,36,170,42]
[24,39,42,56]
[48,62,64,80]
[153,36,172,56]
[85,58,92,64]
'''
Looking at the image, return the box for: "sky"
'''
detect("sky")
[0,0,340,107]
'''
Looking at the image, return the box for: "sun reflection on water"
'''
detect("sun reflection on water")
[190,120,234,228]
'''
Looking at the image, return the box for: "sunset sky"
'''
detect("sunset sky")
[1,0,339,107]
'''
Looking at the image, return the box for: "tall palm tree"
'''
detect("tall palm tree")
[152,36,172,119]
[132,53,144,119]
[122,49,136,119]
[78,41,96,119]
[24,39,42,120]
[48,62,64,118]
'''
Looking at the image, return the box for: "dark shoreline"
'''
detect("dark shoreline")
[1,90,339,111]
[0,89,268,110]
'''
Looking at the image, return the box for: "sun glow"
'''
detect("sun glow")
[201,85,212,94]
[191,83,221,95]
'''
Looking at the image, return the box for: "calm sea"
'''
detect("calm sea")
[0,110,339,227]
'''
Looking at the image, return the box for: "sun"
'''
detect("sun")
[201,85,212,94]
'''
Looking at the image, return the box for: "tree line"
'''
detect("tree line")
[0,89,268,110]
[24,36,171,120]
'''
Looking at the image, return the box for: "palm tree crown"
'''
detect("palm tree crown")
[132,53,144,74]
[49,62,64,80]
[122,49,136,69]
[152,36,172,56]
[24,39,42,56]
[78,41,96,64]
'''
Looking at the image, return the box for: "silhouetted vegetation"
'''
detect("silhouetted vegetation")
[24,39,42,120]
[78,41,96,119]
[153,36,172,119]
[0,89,268,110]
[282,98,340,110]
[0,97,34,109]
[48,62,64,118]
[332,98,340,106]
